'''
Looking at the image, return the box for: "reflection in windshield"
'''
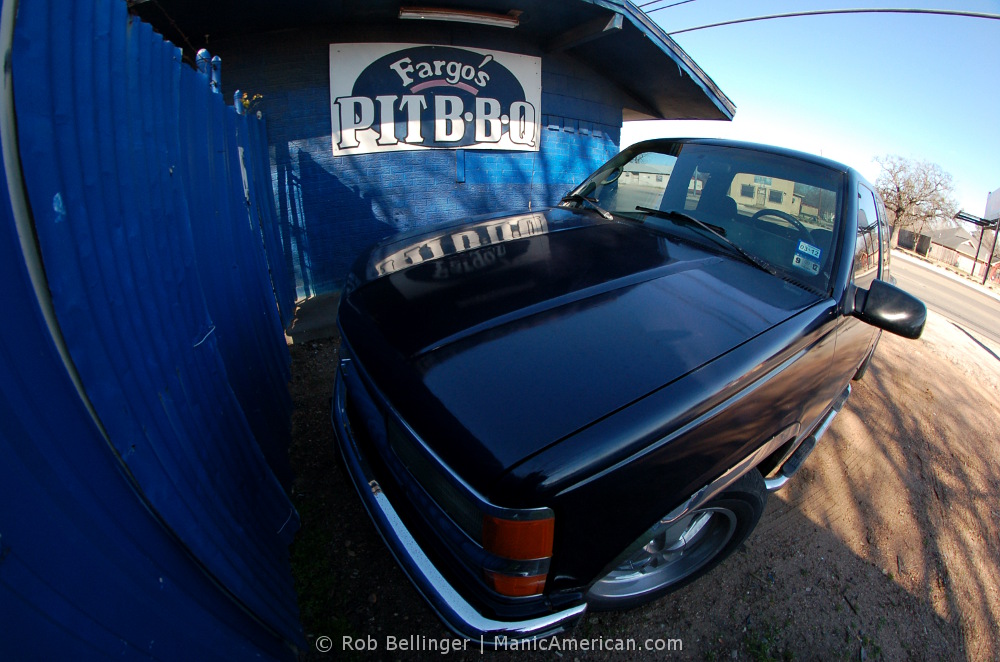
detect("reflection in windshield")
[575,141,844,292]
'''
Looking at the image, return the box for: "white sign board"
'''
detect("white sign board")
[985,186,1000,222]
[330,43,541,157]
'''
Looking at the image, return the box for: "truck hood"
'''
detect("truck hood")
[341,208,819,490]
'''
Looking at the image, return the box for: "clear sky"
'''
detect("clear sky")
[622,0,1000,219]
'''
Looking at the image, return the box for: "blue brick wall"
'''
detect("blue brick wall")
[217,28,626,298]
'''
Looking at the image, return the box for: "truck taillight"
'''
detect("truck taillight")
[482,515,554,560]
[483,570,548,597]
[481,514,554,597]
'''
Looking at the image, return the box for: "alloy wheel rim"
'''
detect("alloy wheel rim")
[589,506,738,600]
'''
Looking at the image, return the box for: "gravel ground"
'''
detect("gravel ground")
[287,307,1000,662]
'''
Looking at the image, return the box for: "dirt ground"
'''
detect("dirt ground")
[287,307,1000,661]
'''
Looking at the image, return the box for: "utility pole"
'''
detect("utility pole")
[984,220,999,286]
[972,227,985,276]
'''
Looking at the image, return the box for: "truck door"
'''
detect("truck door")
[832,183,883,380]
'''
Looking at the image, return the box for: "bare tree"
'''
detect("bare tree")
[875,155,958,241]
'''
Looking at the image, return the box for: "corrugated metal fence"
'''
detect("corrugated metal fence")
[1,0,302,658]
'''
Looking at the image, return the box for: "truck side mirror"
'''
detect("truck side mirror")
[852,279,927,339]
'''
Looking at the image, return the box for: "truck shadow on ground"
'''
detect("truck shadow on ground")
[288,328,997,661]
[780,329,1000,662]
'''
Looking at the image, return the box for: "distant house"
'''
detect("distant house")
[902,225,1000,282]
[621,163,673,186]
[928,226,975,260]
[729,173,801,218]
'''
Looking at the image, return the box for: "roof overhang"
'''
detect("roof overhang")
[129,0,734,122]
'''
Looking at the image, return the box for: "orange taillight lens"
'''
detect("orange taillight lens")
[483,571,548,597]
[481,515,554,597]
[482,515,554,561]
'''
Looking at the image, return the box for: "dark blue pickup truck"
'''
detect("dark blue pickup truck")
[331,138,926,642]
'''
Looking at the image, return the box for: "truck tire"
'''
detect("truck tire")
[586,470,767,611]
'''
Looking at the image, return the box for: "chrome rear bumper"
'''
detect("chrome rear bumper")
[331,359,587,643]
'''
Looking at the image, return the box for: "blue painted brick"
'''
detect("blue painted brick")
[217,30,627,296]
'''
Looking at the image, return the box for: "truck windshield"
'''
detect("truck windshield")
[572,141,845,294]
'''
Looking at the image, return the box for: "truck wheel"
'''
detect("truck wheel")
[586,470,767,611]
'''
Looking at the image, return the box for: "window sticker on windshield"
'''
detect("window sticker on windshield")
[792,253,820,275]
[797,240,822,260]
[793,240,822,275]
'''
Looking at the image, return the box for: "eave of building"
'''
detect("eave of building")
[129,0,735,123]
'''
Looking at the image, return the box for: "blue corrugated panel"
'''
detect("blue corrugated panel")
[247,117,297,330]
[178,66,294,487]
[6,0,302,654]
[0,163,295,661]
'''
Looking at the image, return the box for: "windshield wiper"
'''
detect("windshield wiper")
[635,206,777,277]
[561,193,613,220]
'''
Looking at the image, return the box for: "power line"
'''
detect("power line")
[638,0,699,10]
[662,8,1000,35]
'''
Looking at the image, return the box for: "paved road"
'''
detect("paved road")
[891,256,1000,345]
